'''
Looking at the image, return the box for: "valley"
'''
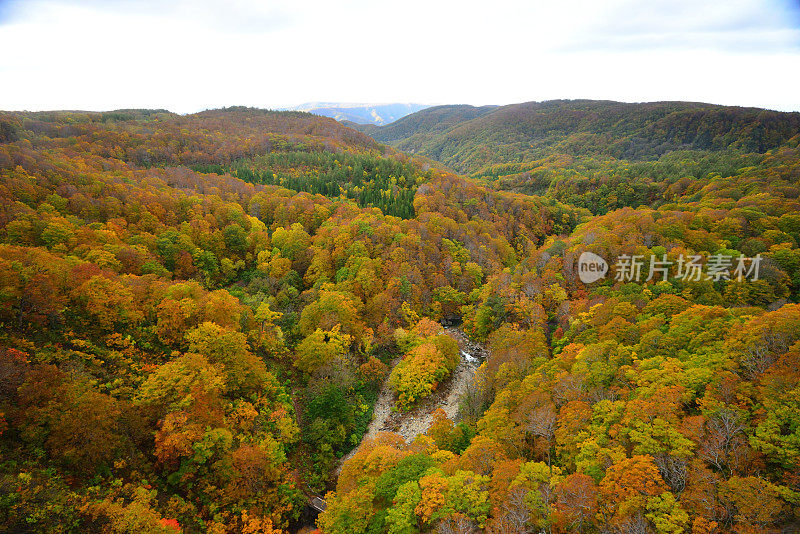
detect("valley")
[339,326,485,470]
[0,101,798,534]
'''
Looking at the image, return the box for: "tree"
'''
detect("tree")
[298,288,364,341]
[415,473,447,526]
[155,295,199,345]
[491,485,533,534]
[387,479,422,533]
[389,335,459,410]
[719,476,786,531]
[294,326,351,374]
[428,409,473,454]
[645,492,689,534]
[523,402,557,470]
[252,301,285,355]
[697,406,749,475]
[74,275,142,330]
[84,485,182,534]
[727,304,800,377]
[553,473,598,533]
[598,455,668,526]
[435,513,478,534]
[271,222,312,261]
[186,321,272,394]
[751,387,800,470]
[202,289,244,330]
[135,352,226,411]
[459,436,507,477]
[18,373,125,477]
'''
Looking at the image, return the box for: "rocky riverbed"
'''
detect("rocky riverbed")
[335,327,486,474]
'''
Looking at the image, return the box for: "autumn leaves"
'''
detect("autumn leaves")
[389,319,460,411]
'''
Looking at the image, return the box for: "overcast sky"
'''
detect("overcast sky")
[1,0,799,113]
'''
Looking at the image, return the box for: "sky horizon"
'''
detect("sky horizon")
[1,0,800,114]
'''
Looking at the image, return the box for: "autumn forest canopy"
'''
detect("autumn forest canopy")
[1,100,800,534]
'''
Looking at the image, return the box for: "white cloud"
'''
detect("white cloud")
[0,0,798,113]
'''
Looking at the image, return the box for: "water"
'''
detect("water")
[460,350,478,364]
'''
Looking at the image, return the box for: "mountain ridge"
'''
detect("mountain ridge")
[361,99,800,173]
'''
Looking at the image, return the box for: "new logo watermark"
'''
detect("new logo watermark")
[578,252,608,284]
[577,253,762,283]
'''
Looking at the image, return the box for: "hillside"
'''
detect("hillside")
[0,107,582,532]
[365,99,800,216]
[1,105,800,534]
[370,99,800,171]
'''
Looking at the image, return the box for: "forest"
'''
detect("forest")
[0,102,799,534]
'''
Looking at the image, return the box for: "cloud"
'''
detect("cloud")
[0,0,294,32]
[0,0,798,112]
[555,0,800,53]
[558,30,800,54]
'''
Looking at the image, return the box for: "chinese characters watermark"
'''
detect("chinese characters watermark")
[578,253,762,283]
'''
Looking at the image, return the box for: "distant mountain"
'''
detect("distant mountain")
[365,99,800,174]
[286,102,431,126]
[361,104,499,144]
